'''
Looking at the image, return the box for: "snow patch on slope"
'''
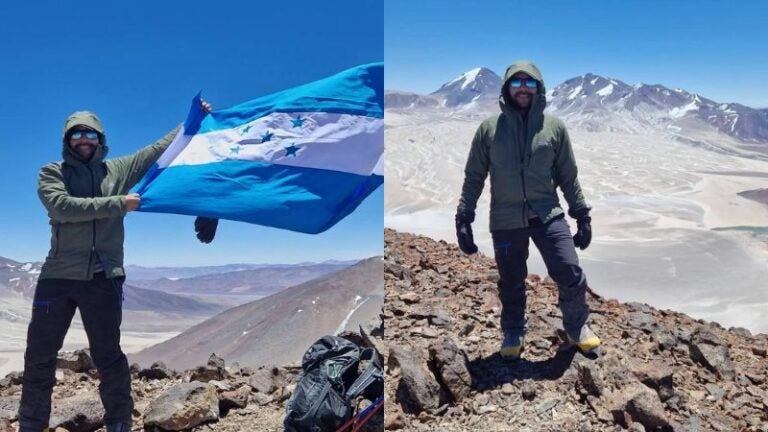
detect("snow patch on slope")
[334,295,368,335]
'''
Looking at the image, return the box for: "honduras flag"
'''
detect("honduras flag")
[132,63,383,234]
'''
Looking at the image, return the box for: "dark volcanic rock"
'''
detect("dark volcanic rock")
[0,372,22,389]
[188,354,229,383]
[689,328,735,379]
[138,361,174,380]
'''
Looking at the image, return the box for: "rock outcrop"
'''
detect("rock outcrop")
[384,228,768,431]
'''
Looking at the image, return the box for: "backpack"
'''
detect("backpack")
[284,335,384,432]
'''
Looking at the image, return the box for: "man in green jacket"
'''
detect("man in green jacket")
[19,103,210,432]
[455,60,599,359]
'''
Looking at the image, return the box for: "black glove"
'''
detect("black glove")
[455,211,478,254]
[568,208,592,250]
[194,217,219,244]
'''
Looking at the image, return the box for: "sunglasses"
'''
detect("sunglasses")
[70,130,99,140]
[508,78,538,89]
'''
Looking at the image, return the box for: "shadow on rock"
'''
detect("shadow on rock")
[468,344,580,390]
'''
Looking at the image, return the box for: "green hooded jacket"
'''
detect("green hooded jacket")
[37,111,180,280]
[457,60,589,231]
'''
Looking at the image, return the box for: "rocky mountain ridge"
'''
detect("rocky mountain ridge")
[383,229,768,431]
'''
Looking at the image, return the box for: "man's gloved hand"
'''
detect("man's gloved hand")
[569,208,592,250]
[455,211,478,254]
[194,217,219,244]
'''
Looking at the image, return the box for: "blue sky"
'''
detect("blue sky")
[386,0,768,108]
[0,1,382,266]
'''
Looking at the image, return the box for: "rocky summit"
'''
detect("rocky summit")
[0,324,383,431]
[383,228,768,432]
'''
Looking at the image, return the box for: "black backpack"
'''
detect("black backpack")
[284,335,384,432]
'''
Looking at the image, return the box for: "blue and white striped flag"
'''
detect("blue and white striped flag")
[133,63,383,234]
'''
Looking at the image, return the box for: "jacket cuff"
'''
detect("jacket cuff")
[568,206,591,220]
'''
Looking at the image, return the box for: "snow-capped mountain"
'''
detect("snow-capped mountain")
[385,68,768,145]
[549,73,768,143]
[0,257,42,299]
[430,67,502,107]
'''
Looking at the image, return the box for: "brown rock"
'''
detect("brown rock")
[428,338,472,402]
[411,327,439,339]
[252,391,274,405]
[219,384,251,411]
[388,344,441,411]
[606,383,669,430]
[248,367,278,394]
[586,395,613,423]
[56,349,95,373]
[0,418,12,432]
[744,372,764,385]
[576,360,605,396]
[143,381,219,430]
[384,408,405,430]
[632,361,674,402]
[708,414,739,431]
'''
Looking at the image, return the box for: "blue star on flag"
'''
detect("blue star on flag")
[291,116,305,128]
[230,145,242,155]
[284,144,300,157]
[241,124,252,134]
[261,131,274,142]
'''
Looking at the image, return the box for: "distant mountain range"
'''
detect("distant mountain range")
[125,259,358,281]
[0,257,358,315]
[130,257,383,370]
[0,257,222,315]
[128,262,354,297]
[385,68,768,146]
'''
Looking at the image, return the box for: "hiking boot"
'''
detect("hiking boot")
[500,331,524,359]
[106,423,131,432]
[566,324,601,354]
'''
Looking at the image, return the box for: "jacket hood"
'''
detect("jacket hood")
[499,60,547,117]
[62,111,108,164]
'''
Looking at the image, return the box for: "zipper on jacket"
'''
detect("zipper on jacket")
[53,224,60,258]
[518,118,529,227]
[87,165,97,279]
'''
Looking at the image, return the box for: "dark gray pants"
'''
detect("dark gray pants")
[18,272,132,431]
[492,215,589,339]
